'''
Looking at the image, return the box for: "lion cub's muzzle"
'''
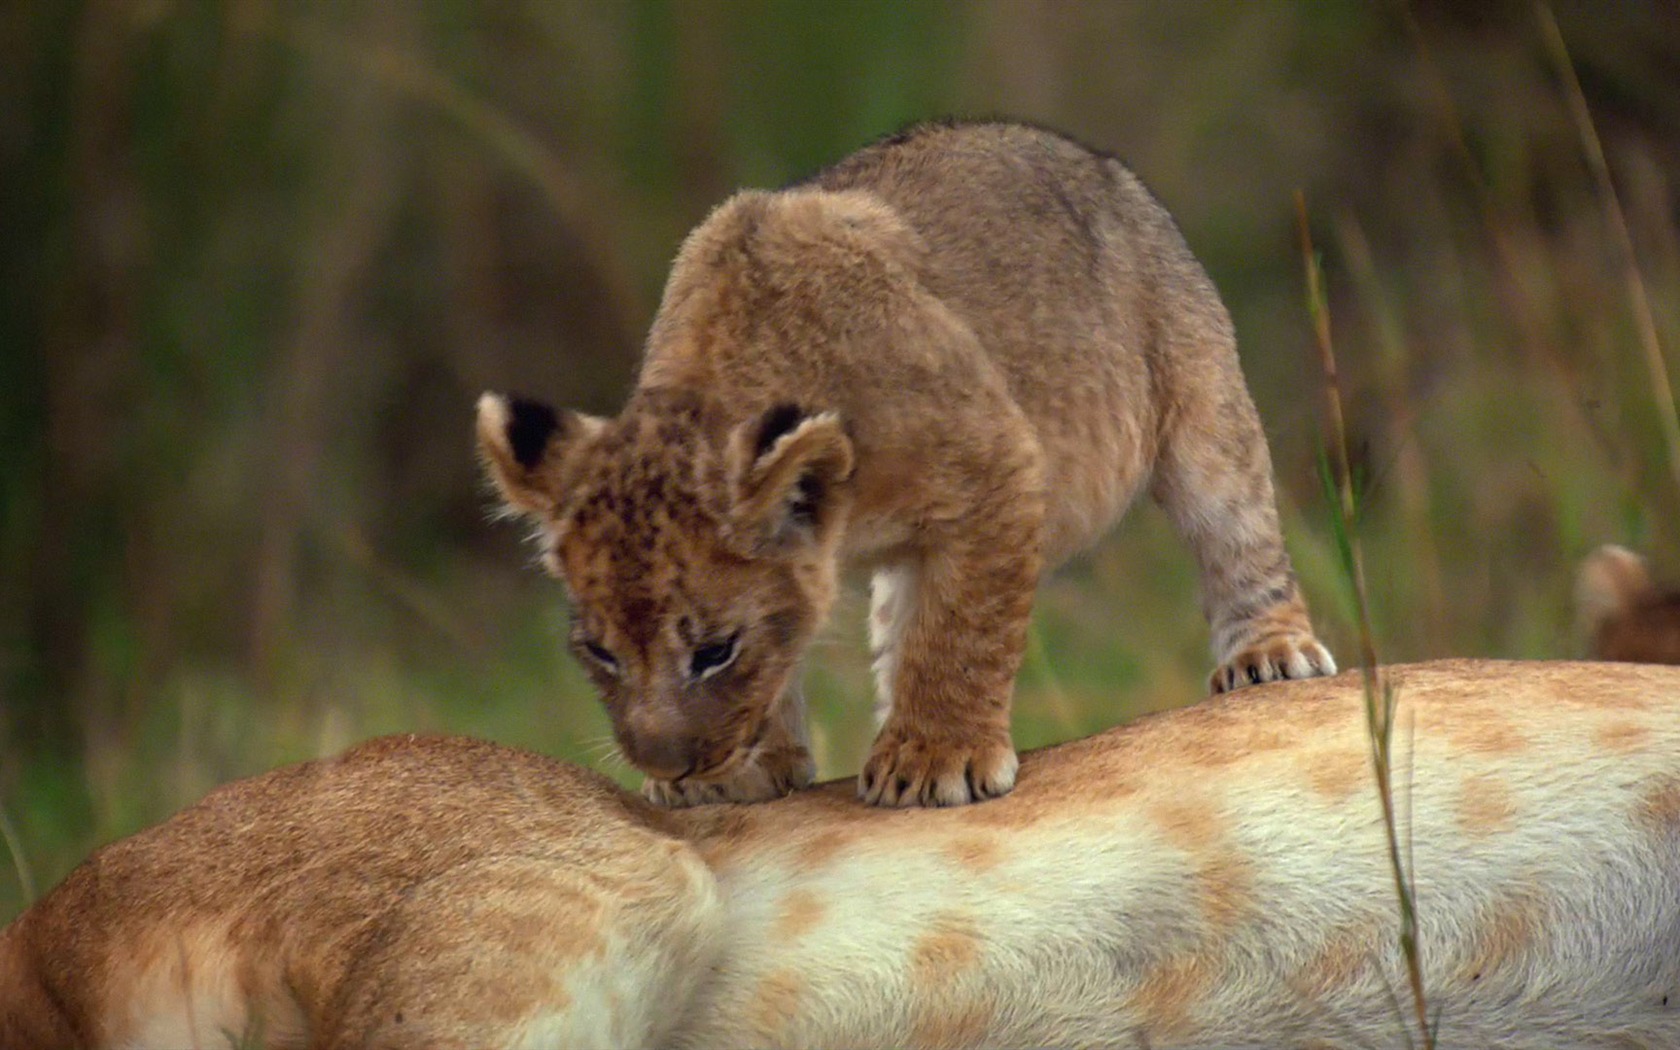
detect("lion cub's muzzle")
[615,706,709,781]
[638,710,813,807]
[617,700,760,780]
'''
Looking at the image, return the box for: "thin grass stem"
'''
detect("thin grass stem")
[1024,619,1080,738]
[1403,5,1650,515]
[0,803,35,904]
[1334,214,1449,655]
[1296,192,1433,1049]
[1537,3,1680,505]
[245,9,646,355]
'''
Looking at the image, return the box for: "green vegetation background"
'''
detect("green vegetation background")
[3,0,1679,921]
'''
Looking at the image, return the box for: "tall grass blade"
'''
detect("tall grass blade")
[1536,4,1680,504]
[0,803,35,904]
[1024,619,1079,737]
[1296,192,1434,1048]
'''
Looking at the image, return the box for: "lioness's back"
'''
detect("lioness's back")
[7,661,1680,1047]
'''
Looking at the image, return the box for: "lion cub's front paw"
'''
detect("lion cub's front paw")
[642,745,815,808]
[858,727,1017,807]
[1211,635,1337,694]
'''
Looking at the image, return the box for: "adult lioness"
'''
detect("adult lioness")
[6,660,1680,1048]
[477,120,1333,808]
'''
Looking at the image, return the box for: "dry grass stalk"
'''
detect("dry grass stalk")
[1536,3,1680,506]
[1296,191,1434,1049]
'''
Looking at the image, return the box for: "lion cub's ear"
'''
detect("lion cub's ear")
[476,392,606,517]
[727,403,855,553]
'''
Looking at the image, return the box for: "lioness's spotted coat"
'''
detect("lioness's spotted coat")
[6,661,1680,1047]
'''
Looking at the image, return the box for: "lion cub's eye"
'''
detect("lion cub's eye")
[690,634,739,680]
[581,640,620,676]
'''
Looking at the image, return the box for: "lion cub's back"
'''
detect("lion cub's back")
[810,120,1224,350]
[809,120,1179,278]
[813,120,1238,554]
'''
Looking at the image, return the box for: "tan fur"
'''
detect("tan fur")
[7,659,1680,1048]
[476,121,1333,807]
[1577,543,1680,664]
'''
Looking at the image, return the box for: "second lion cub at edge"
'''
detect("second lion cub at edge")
[478,120,1335,808]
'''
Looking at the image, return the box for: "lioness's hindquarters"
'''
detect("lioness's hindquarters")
[477,121,1334,808]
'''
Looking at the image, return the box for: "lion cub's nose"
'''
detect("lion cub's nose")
[620,707,699,779]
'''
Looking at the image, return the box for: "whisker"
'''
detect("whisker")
[580,735,631,773]
[581,735,620,762]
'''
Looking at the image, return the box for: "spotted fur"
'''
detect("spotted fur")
[7,660,1680,1048]
[477,121,1334,808]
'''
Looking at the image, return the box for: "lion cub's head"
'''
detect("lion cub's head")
[476,387,853,782]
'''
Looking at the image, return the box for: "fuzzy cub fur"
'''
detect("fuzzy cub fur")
[477,120,1334,807]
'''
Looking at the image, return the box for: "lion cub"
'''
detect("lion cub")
[478,120,1334,808]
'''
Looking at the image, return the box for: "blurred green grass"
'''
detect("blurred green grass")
[4,1,1680,923]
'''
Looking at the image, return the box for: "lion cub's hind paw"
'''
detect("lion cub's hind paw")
[1211,637,1337,694]
[642,745,815,808]
[858,730,1018,808]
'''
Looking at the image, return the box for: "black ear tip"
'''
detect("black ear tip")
[754,402,808,459]
[506,396,561,470]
